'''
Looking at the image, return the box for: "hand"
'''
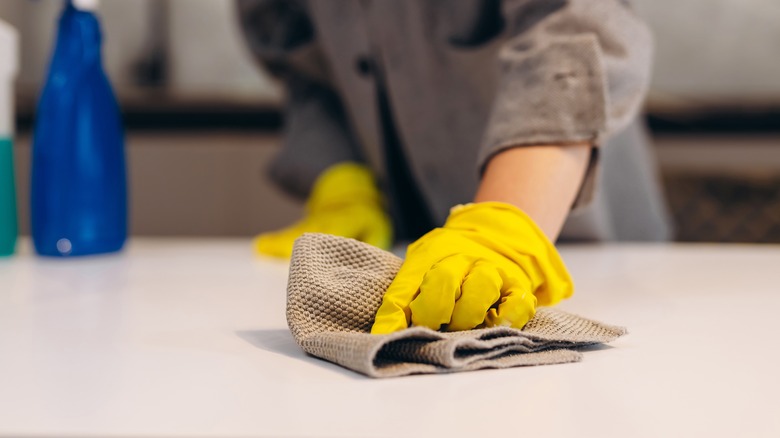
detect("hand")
[254,163,392,258]
[370,202,573,334]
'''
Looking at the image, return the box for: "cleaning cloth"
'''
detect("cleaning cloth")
[286,233,627,378]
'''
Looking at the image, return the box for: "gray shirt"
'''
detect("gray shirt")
[238,0,671,241]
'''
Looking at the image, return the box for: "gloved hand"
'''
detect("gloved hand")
[254,163,392,258]
[371,202,573,334]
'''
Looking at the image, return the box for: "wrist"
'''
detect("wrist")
[475,144,591,240]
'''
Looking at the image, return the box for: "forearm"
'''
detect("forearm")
[474,143,591,241]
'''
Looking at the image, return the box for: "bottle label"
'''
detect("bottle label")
[0,137,17,256]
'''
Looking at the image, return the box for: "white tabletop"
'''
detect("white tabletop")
[1,238,778,437]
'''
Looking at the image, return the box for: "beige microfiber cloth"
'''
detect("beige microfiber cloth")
[286,233,627,378]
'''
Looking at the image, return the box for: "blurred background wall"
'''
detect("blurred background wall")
[637,0,780,107]
[0,0,281,106]
[3,0,780,241]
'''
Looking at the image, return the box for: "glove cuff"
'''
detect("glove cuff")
[306,163,384,212]
[447,202,549,240]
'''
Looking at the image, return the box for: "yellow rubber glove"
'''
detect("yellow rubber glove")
[254,163,392,258]
[371,202,573,334]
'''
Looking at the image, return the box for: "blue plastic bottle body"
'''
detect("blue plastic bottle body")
[31,2,127,256]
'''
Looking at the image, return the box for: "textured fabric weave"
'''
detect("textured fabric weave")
[286,233,627,378]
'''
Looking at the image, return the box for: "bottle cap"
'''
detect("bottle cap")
[72,0,100,11]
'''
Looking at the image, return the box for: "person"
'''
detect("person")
[237,0,671,334]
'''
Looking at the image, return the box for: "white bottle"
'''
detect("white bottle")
[0,18,16,141]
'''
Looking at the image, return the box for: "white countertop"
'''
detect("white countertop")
[1,238,778,437]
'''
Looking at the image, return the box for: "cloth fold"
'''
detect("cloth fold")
[286,233,626,378]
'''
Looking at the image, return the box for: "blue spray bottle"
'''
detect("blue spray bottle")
[31,0,127,256]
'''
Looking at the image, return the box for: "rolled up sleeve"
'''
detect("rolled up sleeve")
[478,0,653,207]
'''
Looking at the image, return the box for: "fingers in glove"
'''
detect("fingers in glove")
[409,254,474,330]
[484,268,537,329]
[254,222,308,258]
[371,251,434,334]
[448,261,502,331]
[360,215,393,251]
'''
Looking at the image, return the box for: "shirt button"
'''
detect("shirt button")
[355,55,374,77]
